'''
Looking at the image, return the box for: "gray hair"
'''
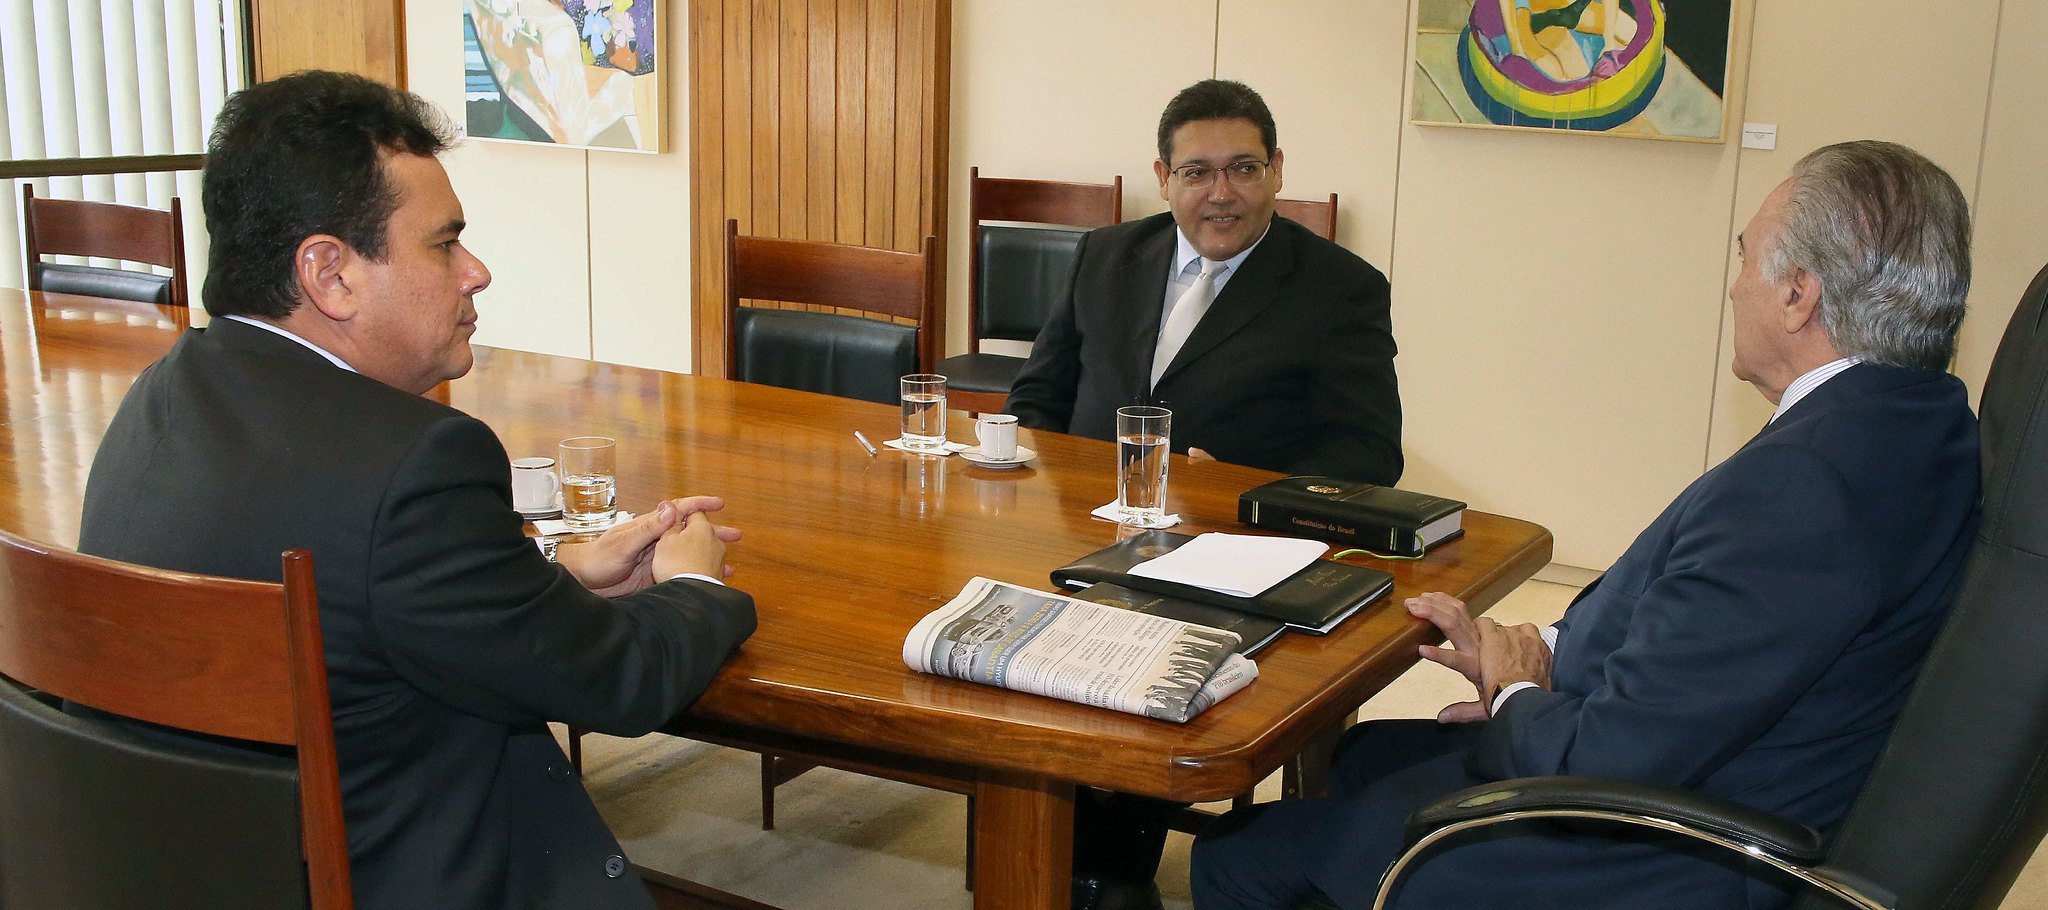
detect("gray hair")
[1763,140,1972,370]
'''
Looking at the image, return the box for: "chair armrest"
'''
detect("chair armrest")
[1407,776,1826,864]
[1379,777,1893,910]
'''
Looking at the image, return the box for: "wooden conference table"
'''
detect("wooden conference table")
[0,288,1552,909]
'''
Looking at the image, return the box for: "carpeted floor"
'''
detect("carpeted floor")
[570,579,2048,909]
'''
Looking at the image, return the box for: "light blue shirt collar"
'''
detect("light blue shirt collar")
[223,314,357,373]
[1770,357,1862,424]
[1170,220,1270,284]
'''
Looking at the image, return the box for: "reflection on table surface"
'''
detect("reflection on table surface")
[0,287,1552,909]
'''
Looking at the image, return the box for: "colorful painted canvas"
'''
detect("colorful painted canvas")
[1412,0,1732,141]
[464,0,662,153]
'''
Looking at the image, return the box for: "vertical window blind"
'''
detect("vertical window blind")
[0,0,246,286]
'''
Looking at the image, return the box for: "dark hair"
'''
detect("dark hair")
[200,70,453,318]
[1155,79,1277,164]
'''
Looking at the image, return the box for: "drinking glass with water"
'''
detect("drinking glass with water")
[558,436,618,531]
[1116,406,1172,527]
[899,374,949,451]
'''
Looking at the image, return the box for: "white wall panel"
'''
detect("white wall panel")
[1703,0,2003,465]
[1954,0,2048,401]
[1216,0,1406,270]
[944,0,1213,356]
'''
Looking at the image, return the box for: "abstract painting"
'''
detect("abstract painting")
[464,0,663,153]
[1412,0,1732,141]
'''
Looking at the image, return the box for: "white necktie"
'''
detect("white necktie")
[1151,260,1224,389]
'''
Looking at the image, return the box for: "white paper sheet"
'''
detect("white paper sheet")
[1128,532,1328,597]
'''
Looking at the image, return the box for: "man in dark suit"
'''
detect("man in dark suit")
[1191,141,1981,909]
[1007,79,1401,484]
[77,72,756,910]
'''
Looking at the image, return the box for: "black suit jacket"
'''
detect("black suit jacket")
[78,319,758,910]
[1006,212,1401,483]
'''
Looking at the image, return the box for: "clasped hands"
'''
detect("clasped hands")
[1407,591,1552,723]
[553,495,739,597]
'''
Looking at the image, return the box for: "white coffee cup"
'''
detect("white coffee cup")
[511,456,561,513]
[975,413,1019,460]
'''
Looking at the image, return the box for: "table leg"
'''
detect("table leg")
[1282,719,1350,800]
[972,771,1074,910]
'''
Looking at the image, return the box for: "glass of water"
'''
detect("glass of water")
[1116,406,1172,527]
[558,436,618,531]
[899,374,949,451]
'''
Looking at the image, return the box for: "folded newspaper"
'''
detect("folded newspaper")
[903,577,1259,723]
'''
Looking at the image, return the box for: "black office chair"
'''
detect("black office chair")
[724,219,938,406]
[1376,262,2048,910]
[937,168,1122,414]
[22,184,190,307]
[0,533,350,909]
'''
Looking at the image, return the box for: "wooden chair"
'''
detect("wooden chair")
[1275,193,1339,242]
[725,219,939,406]
[21,184,189,308]
[571,225,939,790]
[724,220,976,875]
[937,168,1123,414]
[0,531,349,909]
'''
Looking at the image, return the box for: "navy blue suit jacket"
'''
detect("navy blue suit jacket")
[1462,363,1979,905]
[1189,364,1978,910]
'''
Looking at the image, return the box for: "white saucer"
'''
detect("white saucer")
[960,445,1035,469]
[884,437,971,456]
[517,501,562,520]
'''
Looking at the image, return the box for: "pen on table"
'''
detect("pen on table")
[854,430,878,457]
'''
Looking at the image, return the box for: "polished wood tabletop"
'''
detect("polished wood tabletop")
[0,288,1551,909]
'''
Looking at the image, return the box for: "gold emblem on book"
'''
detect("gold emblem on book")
[1307,484,1342,494]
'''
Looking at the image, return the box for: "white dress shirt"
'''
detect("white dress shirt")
[1770,357,1863,424]
[225,314,357,372]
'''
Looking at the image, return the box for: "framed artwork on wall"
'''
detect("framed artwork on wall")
[463,0,663,153]
[1412,0,1734,142]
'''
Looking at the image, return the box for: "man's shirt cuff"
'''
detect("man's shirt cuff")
[1491,681,1541,714]
[669,572,724,587]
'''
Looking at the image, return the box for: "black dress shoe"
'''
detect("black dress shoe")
[1071,876,1165,910]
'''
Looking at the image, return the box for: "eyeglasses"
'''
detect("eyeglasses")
[1167,159,1273,189]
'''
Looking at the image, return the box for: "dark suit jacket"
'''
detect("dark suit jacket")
[78,319,758,910]
[1006,212,1402,484]
[1464,363,1980,907]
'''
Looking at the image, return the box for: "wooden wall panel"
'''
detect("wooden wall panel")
[691,0,949,375]
[250,0,404,85]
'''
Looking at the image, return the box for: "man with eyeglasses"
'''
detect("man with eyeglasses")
[1015,80,1403,910]
[1008,79,1402,486]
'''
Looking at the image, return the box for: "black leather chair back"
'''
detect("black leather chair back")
[731,306,918,406]
[0,677,312,909]
[1792,262,2048,910]
[34,262,178,305]
[976,224,1087,342]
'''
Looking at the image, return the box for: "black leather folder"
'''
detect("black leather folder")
[1072,583,1286,656]
[1051,530,1394,635]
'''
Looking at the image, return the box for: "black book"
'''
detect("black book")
[1050,530,1395,635]
[1071,583,1287,656]
[1238,476,1466,557]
